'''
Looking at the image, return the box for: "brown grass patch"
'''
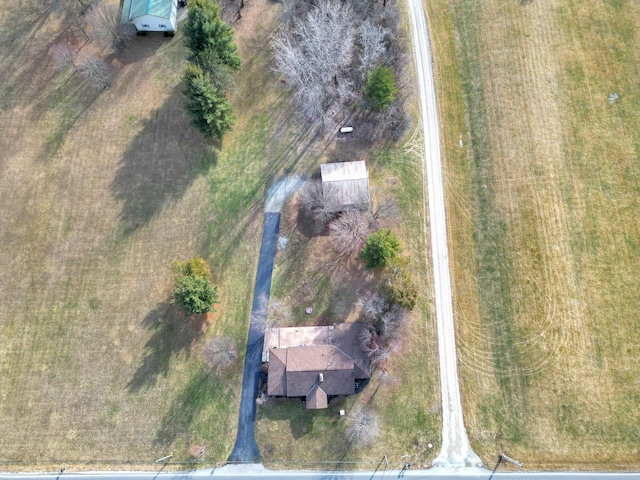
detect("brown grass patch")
[429,0,640,467]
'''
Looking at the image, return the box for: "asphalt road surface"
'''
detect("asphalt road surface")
[228,176,303,463]
[3,466,640,479]
[405,0,481,468]
[227,212,281,463]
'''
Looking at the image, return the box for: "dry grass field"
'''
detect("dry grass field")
[0,0,440,470]
[427,0,640,468]
[0,0,300,467]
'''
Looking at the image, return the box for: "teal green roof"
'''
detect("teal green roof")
[122,0,173,21]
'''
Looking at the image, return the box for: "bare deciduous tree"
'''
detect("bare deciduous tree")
[329,208,374,257]
[378,303,409,339]
[298,180,340,233]
[359,291,388,321]
[358,20,388,80]
[78,54,111,88]
[87,1,132,53]
[51,43,76,71]
[202,336,239,373]
[345,407,381,446]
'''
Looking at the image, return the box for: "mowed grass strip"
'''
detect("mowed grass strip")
[0,0,309,466]
[429,0,640,467]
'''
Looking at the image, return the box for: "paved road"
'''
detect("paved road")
[227,212,281,463]
[405,0,481,468]
[3,466,640,479]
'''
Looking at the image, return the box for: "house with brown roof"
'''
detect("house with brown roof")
[263,323,371,409]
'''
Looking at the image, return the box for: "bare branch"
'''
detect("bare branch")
[87,1,132,53]
[78,54,111,88]
[345,406,381,446]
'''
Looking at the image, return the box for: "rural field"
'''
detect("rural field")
[0,0,440,470]
[427,0,640,469]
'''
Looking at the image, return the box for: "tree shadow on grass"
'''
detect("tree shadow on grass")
[127,302,208,392]
[111,88,216,235]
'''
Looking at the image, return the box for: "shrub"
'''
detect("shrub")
[363,64,398,111]
[202,336,238,373]
[172,257,211,279]
[359,229,401,268]
[172,274,219,316]
[383,256,417,310]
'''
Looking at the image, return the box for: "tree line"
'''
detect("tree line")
[182,0,241,140]
[271,0,407,138]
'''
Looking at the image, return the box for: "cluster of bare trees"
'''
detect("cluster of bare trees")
[272,0,407,134]
[50,0,133,89]
[297,180,400,257]
[359,292,409,368]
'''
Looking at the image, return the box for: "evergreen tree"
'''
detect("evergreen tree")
[183,0,241,70]
[363,65,398,112]
[183,64,235,140]
[172,273,219,316]
[359,229,401,268]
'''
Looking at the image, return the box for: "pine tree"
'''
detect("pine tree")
[183,0,241,70]
[363,64,398,112]
[183,64,235,140]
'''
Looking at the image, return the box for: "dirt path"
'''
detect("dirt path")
[406,0,482,468]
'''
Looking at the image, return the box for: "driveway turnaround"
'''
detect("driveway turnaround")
[227,212,280,463]
[406,0,482,468]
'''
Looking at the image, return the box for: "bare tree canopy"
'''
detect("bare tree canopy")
[78,54,111,88]
[87,1,132,53]
[202,336,239,373]
[345,406,381,446]
[298,180,339,233]
[271,0,407,136]
[358,20,388,80]
[329,208,375,257]
[272,0,355,120]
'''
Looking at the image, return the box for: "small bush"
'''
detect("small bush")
[202,336,238,373]
[383,256,417,310]
[172,257,211,279]
[345,407,381,446]
[172,274,219,316]
[359,229,401,268]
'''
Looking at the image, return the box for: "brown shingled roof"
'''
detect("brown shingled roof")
[285,346,355,397]
[267,348,287,396]
[306,385,328,410]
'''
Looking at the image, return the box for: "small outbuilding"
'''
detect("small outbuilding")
[121,0,178,33]
[320,160,370,212]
